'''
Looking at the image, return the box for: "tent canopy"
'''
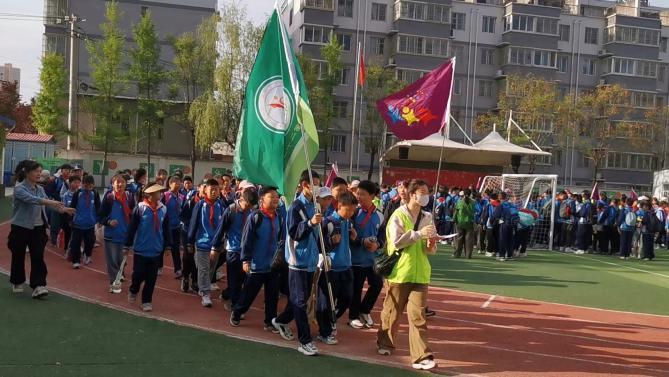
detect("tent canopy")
[382,131,550,167]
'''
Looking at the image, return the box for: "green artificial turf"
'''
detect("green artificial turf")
[429,246,669,315]
[0,196,11,223]
[0,291,419,377]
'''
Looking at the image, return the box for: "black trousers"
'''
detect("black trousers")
[8,225,48,289]
[620,230,634,257]
[168,228,182,272]
[129,253,161,304]
[226,251,245,306]
[576,223,592,251]
[232,271,278,326]
[69,227,95,264]
[498,224,514,258]
[349,266,382,320]
[486,227,497,254]
[641,233,656,260]
[275,269,311,345]
[514,227,532,254]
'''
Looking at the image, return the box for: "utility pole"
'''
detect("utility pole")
[65,14,83,151]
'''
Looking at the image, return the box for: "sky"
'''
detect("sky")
[0,0,276,102]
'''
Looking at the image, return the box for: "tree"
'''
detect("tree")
[644,105,669,170]
[84,0,127,186]
[170,14,218,175]
[361,63,404,180]
[129,9,166,167]
[216,1,262,147]
[0,80,20,150]
[475,74,562,174]
[32,53,68,136]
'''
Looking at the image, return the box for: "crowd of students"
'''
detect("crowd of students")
[9,161,440,371]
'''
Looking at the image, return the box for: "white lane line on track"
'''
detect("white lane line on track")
[481,295,496,309]
[572,253,669,279]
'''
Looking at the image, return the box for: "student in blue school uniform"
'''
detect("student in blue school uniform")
[229,186,285,330]
[575,191,593,254]
[161,176,185,278]
[187,178,225,308]
[179,182,204,293]
[180,176,195,198]
[617,197,637,260]
[125,183,171,312]
[348,180,385,330]
[61,176,81,255]
[68,175,100,268]
[98,174,136,293]
[640,201,657,261]
[492,191,519,261]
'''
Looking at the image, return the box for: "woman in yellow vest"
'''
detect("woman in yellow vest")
[377,179,438,371]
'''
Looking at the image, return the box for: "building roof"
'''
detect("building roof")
[6,133,54,143]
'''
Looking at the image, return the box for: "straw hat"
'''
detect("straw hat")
[144,184,167,194]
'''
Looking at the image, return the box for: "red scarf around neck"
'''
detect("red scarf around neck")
[143,199,160,232]
[204,197,218,227]
[260,206,276,250]
[359,203,376,228]
[114,191,131,223]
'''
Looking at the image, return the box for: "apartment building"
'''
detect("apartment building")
[281,0,669,190]
[0,63,21,93]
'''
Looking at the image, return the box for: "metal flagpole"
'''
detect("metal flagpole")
[277,6,337,323]
[349,42,361,180]
[356,0,368,172]
[432,58,456,218]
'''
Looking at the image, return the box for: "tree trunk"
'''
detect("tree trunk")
[190,128,196,179]
[147,123,151,167]
[367,151,376,181]
[101,118,110,189]
[323,147,329,179]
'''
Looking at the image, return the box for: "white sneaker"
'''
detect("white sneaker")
[84,256,92,265]
[32,286,48,299]
[298,342,318,356]
[128,292,137,304]
[360,313,374,327]
[201,294,213,308]
[142,303,153,312]
[496,257,506,261]
[349,319,364,329]
[377,347,392,356]
[271,318,294,340]
[157,268,163,276]
[485,252,493,257]
[73,263,81,269]
[575,250,585,255]
[110,283,122,294]
[316,334,338,345]
[412,357,436,370]
[210,283,219,290]
[11,284,24,293]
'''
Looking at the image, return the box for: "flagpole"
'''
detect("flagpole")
[432,57,456,218]
[356,2,368,172]
[276,6,337,323]
[349,42,361,181]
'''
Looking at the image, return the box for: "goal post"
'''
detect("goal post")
[479,174,558,251]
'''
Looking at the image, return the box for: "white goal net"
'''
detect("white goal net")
[479,174,558,251]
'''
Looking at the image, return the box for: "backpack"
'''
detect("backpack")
[559,201,571,219]
[518,210,537,229]
[249,209,285,271]
[648,211,662,233]
[624,210,637,227]
[455,200,475,228]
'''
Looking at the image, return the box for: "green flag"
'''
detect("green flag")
[233,9,319,199]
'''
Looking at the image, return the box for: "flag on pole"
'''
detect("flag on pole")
[629,189,638,201]
[591,182,600,201]
[357,48,366,87]
[376,59,455,140]
[325,162,339,188]
[233,9,319,199]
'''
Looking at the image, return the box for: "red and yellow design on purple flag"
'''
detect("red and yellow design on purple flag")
[376,59,455,140]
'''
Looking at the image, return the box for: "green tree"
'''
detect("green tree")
[84,0,126,185]
[171,14,218,175]
[129,9,165,167]
[361,63,404,180]
[216,1,262,147]
[476,74,562,174]
[32,53,68,136]
[644,104,669,170]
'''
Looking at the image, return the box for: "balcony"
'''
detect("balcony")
[301,0,334,11]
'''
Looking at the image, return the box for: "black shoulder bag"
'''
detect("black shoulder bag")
[374,210,423,278]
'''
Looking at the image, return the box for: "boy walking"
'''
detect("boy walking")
[61,176,81,255]
[162,176,185,278]
[69,175,100,268]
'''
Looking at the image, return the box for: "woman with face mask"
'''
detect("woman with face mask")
[377,179,438,371]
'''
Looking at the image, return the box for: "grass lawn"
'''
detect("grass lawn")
[0,196,11,223]
[430,246,669,315]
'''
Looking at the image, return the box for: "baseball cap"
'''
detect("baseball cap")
[317,186,333,198]
[237,180,255,191]
[350,180,360,188]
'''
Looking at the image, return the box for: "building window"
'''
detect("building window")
[535,17,558,35]
[557,55,569,73]
[333,100,348,118]
[453,78,462,95]
[425,3,450,23]
[371,2,386,21]
[661,37,668,53]
[659,65,666,81]
[584,27,598,44]
[480,48,494,65]
[452,45,464,62]
[608,26,658,46]
[606,151,656,171]
[451,12,465,30]
[43,33,67,56]
[582,58,595,75]
[509,14,534,32]
[478,80,494,97]
[314,60,328,80]
[339,67,351,85]
[397,35,449,57]
[337,0,354,17]
[141,6,148,16]
[482,16,496,33]
[370,36,384,55]
[508,47,556,68]
[629,91,655,108]
[45,0,67,25]
[396,68,425,83]
[396,1,449,23]
[303,25,330,44]
[559,24,570,41]
[304,0,335,10]
[331,135,347,152]
[336,33,352,51]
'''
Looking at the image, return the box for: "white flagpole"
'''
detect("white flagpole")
[432,58,456,218]
[349,42,361,181]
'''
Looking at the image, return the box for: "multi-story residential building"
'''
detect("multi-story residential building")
[0,63,21,93]
[42,0,217,159]
[281,0,669,191]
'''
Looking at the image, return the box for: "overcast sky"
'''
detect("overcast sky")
[0,0,276,102]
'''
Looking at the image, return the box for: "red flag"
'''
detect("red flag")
[325,162,339,188]
[630,189,638,201]
[358,52,365,87]
[376,59,454,140]
[591,182,599,201]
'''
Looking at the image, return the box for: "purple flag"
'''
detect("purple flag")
[591,182,599,201]
[377,59,454,140]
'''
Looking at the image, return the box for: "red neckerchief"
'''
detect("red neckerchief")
[260,207,276,251]
[143,199,160,233]
[204,197,218,227]
[358,203,376,229]
[114,191,131,223]
[391,195,400,203]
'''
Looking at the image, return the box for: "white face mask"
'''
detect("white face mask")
[416,193,430,207]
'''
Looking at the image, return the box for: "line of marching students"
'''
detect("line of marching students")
[33,165,438,370]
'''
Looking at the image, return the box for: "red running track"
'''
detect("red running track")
[1,222,668,376]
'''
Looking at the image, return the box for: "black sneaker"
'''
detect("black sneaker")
[425,307,436,317]
[191,282,199,293]
[230,312,240,327]
[180,279,189,293]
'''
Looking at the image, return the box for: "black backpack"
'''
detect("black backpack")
[249,209,286,271]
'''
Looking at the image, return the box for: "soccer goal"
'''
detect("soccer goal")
[479,174,558,250]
